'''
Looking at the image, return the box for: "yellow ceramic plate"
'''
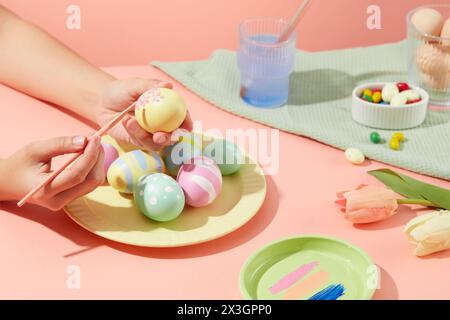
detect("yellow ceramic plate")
[64,137,266,247]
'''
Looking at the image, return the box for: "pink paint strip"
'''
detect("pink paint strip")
[269,261,319,294]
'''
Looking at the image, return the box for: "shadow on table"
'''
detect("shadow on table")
[353,205,426,231]
[288,69,405,106]
[373,266,399,300]
[1,175,279,259]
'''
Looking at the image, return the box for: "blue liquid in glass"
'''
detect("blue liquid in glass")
[237,34,295,108]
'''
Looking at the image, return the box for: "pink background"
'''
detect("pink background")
[1,0,450,299]
[1,0,449,66]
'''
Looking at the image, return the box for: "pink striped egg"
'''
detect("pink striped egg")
[176,157,222,207]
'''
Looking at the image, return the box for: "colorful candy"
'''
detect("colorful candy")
[135,88,187,134]
[344,148,365,165]
[107,150,165,193]
[363,89,373,97]
[390,93,408,106]
[396,82,410,92]
[360,83,421,107]
[134,173,185,222]
[392,132,405,142]
[370,132,381,144]
[381,83,400,103]
[389,138,400,151]
[372,92,382,103]
[177,157,222,207]
[203,139,243,176]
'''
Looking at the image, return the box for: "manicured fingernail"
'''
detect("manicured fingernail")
[159,135,168,144]
[73,136,86,146]
[160,82,172,88]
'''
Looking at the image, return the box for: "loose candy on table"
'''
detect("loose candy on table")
[134,173,185,222]
[344,148,365,165]
[392,132,405,142]
[107,150,165,193]
[370,132,381,144]
[135,88,187,134]
[389,139,400,151]
[203,139,243,176]
[177,157,222,207]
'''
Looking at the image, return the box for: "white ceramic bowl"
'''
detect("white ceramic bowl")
[351,82,429,130]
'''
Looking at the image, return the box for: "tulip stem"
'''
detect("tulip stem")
[397,198,439,207]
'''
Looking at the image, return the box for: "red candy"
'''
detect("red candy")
[396,82,410,92]
[408,99,422,104]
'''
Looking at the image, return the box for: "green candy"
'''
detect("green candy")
[370,132,381,144]
[363,95,373,103]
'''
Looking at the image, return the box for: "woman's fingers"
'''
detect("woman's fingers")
[49,145,105,211]
[44,136,101,196]
[122,116,162,150]
[180,111,194,132]
[27,135,87,162]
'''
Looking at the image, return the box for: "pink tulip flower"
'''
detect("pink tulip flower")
[335,184,399,224]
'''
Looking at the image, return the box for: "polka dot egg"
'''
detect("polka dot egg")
[134,173,185,222]
[177,157,222,207]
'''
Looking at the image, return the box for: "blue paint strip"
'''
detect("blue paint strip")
[151,152,164,172]
[308,284,345,300]
[116,158,133,193]
[133,150,148,171]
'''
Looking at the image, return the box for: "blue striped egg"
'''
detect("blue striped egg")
[107,150,165,193]
[162,134,202,176]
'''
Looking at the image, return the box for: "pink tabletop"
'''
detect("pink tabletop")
[1,0,450,299]
[1,65,449,300]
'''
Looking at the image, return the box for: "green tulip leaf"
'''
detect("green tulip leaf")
[368,169,425,200]
[368,169,450,210]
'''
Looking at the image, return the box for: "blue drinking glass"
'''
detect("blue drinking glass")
[237,18,297,108]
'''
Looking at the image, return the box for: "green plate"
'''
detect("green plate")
[240,235,376,300]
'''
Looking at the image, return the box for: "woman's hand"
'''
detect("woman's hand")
[96,78,193,150]
[0,136,104,211]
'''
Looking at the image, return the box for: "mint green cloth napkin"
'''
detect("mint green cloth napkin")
[152,41,450,180]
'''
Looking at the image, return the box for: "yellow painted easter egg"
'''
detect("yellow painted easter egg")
[107,150,165,193]
[135,88,187,134]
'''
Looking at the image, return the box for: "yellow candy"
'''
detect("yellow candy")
[107,150,165,193]
[363,89,373,97]
[389,138,400,151]
[392,132,405,142]
[372,92,382,103]
[135,88,187,134]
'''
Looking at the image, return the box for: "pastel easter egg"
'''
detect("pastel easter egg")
[134,173,185,222]
[107,150,165,193]
[135,88,187,134]
[203,139,243,176]
[177,157,222,207]
[162,142,202,177]
[101,142,119,174]
[411,8,444,36]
